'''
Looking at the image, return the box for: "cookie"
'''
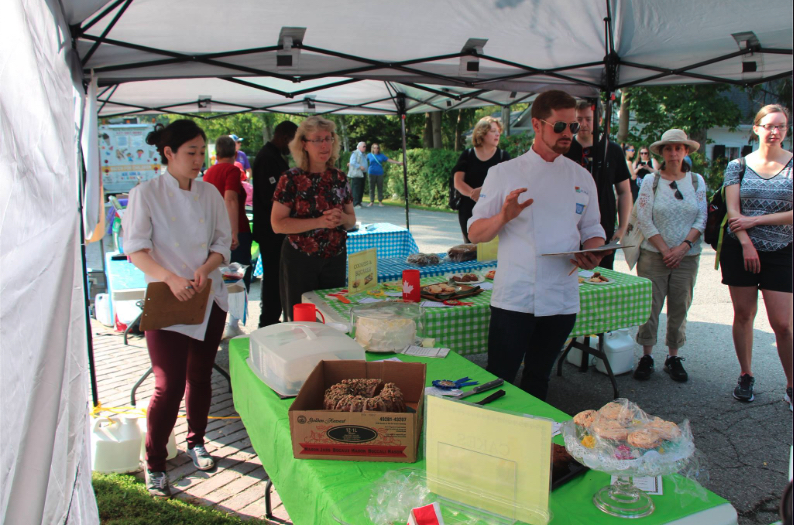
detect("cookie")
[427,285,443,294]
[598,402,633,423]
[627,429,661,449]
[573,409,597,428]
[592,419,629,440]
[645,418,681,441]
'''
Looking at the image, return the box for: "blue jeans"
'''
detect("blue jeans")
[487,306,576,401]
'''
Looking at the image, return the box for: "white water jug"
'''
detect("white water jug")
[566,336,598,367]
[91,416,143,473]
[137,417,178,462]
[94,293,113,327]
[594,329,636,376]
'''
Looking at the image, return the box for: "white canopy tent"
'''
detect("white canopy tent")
[2,1,791,524]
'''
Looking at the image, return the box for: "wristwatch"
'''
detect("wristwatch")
[682,239,693,249]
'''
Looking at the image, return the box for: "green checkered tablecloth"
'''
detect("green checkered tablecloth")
[312,267,651,355]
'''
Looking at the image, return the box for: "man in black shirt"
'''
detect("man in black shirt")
[564,100,632,269]
[252,121,298,327]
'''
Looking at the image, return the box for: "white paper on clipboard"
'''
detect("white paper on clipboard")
[541,241,633,257]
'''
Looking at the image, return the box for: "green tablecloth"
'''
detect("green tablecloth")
[312,267,653,355]
[229,339,729,525]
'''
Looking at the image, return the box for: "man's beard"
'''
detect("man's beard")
[551,140,571,154]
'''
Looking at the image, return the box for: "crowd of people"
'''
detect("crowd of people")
[120,95,791,497]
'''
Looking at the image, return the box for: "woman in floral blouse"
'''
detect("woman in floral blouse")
[271,116,356,321]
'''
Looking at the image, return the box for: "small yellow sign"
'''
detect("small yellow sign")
[425,395,551,524]
[348,248,378,294]
[477,235,499,261]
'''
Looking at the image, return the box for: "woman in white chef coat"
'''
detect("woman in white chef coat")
[123,120,232,498]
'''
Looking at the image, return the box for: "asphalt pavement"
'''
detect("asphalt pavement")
[90,201,792,524]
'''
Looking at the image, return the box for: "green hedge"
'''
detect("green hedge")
[385,149,461,208]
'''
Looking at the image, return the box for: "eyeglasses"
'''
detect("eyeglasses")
[669,181,684,200]
[540,119,580,134]
[758,124,788,132]
[640,151,650,155]
[303,137,335,144]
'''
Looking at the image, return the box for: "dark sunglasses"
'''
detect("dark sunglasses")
[669,181,684,200]
[640,151,650,155]
[540,119,580,134]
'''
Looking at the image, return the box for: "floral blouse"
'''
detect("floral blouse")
[272,167,353,258]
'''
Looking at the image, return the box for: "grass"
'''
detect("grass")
[93,472,265,525]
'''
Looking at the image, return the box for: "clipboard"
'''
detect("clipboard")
[139,279,212,331]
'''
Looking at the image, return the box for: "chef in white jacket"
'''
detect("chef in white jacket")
[468,90,608,401]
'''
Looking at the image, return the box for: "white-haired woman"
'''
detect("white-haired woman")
[633,129,707,384]
[271,116,356,321]
[452,116,511,243]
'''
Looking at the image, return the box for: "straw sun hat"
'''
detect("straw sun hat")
[649,129,700,156]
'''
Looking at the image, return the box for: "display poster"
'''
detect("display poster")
[425,395,552,525]
[99,123,161,194]
[348,248,378,294]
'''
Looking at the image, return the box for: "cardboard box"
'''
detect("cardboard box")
[288,360,426,463]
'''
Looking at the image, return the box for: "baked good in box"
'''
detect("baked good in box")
[324,379,406,412]
[447,244,477,262]
[355,316,416,352]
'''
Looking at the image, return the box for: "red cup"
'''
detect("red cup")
[402,269,421,302]
[293,303,326,323]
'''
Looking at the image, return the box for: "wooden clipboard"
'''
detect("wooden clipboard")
[139,279,212,331]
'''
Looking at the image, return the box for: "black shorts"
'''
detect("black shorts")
[720,234,793,293]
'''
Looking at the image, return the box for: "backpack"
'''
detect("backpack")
[448,149,506,211]
[704,158,746,251]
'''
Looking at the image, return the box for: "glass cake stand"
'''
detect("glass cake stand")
[561,421,695,519]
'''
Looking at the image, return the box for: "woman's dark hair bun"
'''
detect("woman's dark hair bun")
[145,124,165,146]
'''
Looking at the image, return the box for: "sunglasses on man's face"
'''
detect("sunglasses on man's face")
[669,181,684,200]
[540,119,580,134]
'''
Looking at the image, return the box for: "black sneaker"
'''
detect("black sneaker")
[664,356,688,382]
[733,374,755,402]
[146,470,171,498]
[633,355,654,380]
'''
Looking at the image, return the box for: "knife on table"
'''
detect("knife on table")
[475,389,506,405]
[458,378,504,399]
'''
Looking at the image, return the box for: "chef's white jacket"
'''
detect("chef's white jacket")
[123,170,232,340]
[468,148,605,316]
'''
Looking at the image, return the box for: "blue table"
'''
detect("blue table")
[358,253,496,282]
[104,252,147,321]
[253,222,420,278]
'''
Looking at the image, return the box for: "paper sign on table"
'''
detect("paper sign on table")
[523,414,562,437]
[477,236,499,261]
[348,248,378,294]
[402,345,450,358]
[373,357,403,363]
[610,475,663,495]
[425,395,551,524]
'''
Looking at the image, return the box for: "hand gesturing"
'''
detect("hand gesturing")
[500,188,534,224]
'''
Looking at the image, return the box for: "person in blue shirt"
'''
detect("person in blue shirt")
[230,134,252,180]
[366,143,402,207]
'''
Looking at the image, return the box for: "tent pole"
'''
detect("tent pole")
[78,157,100,407]
[396,94,410,230]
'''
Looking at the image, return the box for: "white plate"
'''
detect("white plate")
[445,272,484,285]
[582,276,615,285]
[578,269,594,278]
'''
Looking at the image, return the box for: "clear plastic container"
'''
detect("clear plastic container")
[247,322,365,397]
[332,468,550,525]
[349,301,423,353]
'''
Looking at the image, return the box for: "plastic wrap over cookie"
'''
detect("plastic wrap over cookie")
[406,253,441,266]
[563,398,704,489]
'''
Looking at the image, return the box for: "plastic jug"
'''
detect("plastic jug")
[95,293,113,327]
[136,417,178,462]
[91,416,143,473]
[594,329,636,376]
[566,336,598,367]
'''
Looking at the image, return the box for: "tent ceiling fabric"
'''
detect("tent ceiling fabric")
[71,0,792,115]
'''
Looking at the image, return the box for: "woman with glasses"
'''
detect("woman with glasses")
[452,116,511,243]
[624,143,640,201]
[271,116,356,321]
[632,129,707,383]
[634,147,660,184]
[720,105,792,408]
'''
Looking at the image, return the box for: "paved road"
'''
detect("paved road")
[90,203,791,524]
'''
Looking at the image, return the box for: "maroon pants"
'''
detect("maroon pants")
[144,302,226,471]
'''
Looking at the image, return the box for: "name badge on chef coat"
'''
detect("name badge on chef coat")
[576,203,585,214]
